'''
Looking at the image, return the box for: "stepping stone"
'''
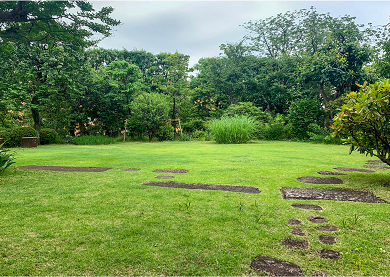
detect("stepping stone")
[281,187,388,203]
[153,169,189,173]
[281,237,309,249]
[317,171,346,175]
[366,160,385,164]
[123,168,141,171]
[250,255,303,276]
[141,182,261,194]
[288,218,302,225]
[291,203,323,210]
[318,235,336,245]
[334,167,374,173]
[315,225,339,232]
[155,175,175,179]
[308,216,328,223]
[363,165,390,170]
[297,176,343,184]
[19,165,112,172]
[319,249,341,260]
[291,228,306,237]
[313,270,328,276]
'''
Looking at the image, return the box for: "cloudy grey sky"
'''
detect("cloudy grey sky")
[91,1,390,67]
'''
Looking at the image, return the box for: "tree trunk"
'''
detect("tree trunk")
[31,95,42,135]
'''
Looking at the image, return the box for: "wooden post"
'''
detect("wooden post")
[21,137,38,148]
[124,119,127,141]
[178,118,182,135]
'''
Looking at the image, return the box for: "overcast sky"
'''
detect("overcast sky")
[91,1,390,67]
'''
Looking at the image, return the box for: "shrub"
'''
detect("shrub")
[210,116,255,144]
[0,128,11,147]
[332,79,390,164]
[224,102,272,123]
[156,123,174,141]
[73,135,116,145]
[181,119,208,133]
[40,128,59,145]
[193,130,205,140]
[10,127,38,147]
[0,142,16,173]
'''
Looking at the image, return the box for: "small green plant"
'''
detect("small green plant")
[73,135,116,145]
[210,115,255,144]
[0,142,16,173]
[39,128,59,145]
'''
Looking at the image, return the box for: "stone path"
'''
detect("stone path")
[334,167,374,173]
[19,165,112,172]
[155,175,175,179]
[250,255,303,276]
[296,176,343,184]
[317,171,346,175]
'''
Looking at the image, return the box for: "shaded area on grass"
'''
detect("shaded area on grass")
[19,165,112,172]
[141,182,261,194]
[281,187,388,203]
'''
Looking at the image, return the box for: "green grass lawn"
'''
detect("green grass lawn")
[1,141,389,275]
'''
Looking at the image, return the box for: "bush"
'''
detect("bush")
[181,119,208,133]
[156,123,174,141]
[224,102,272,123]
[0,128,11,147]
[9,127,38,147]
[210,115,255,144]
[40,128,59,145]
[73,135,116,145]
[0,142,15,173]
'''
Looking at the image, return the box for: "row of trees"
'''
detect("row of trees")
[1,2,390,144]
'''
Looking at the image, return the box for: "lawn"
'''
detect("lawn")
[0,141,389,275]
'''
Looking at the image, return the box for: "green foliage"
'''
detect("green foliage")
[156,123,175,141]
[0,142,15,173]
[224,102,272,123]
[127,93,170,142]
[210,116,255,144]
[332,79,390,165]
[73,136,116,145]
[39,128,59,145]
[9,127,38,147]
[0,128,11,146]
[288,99,324,140]
[181,119,208,133]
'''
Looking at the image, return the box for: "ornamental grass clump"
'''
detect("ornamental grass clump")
[210,115,255,144]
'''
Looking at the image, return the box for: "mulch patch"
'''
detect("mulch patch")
[141,182,261,194]
[153,169,189,173]
[318,235,336,245]
[288,218,302,225]
[19,165,112,172]
[281,237,309,249]
[250,255,303,276]
[334,167,375,173]
[297,176,343,184]
[315,225,339,232]
[317,171,346,176]
[308,216,328,223]
[363,165,390,170]
[281,187,388,203]
[319,249,341,260]
[155,175,175,179]
[291,228,306,237]
[291,203,323,210]
[123,168,141,171]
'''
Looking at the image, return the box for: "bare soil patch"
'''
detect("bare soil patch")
[313,270,328,276]
[153,169,189,173]
[308,216,328,223]
[281,187,388,203]
[123,168,141,171]
[19,165,111,172]
[291,203,323,210]
[317,171,346,175]
[297,176,343,184]
[315,225,339,232]
[334,167,374,173]
[291,228,306,237]
[155,175,175,179]
[319,249,341,260]
[366,160,385,164]
[288,218,302,225]
[141,182,261,194]
[281,237,309,249]
[250,255,303,276]
[318,235,336,245]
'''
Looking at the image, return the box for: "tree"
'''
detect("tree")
[332,79,390,165]
[0,1,120,49]
[127,93,170,142]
